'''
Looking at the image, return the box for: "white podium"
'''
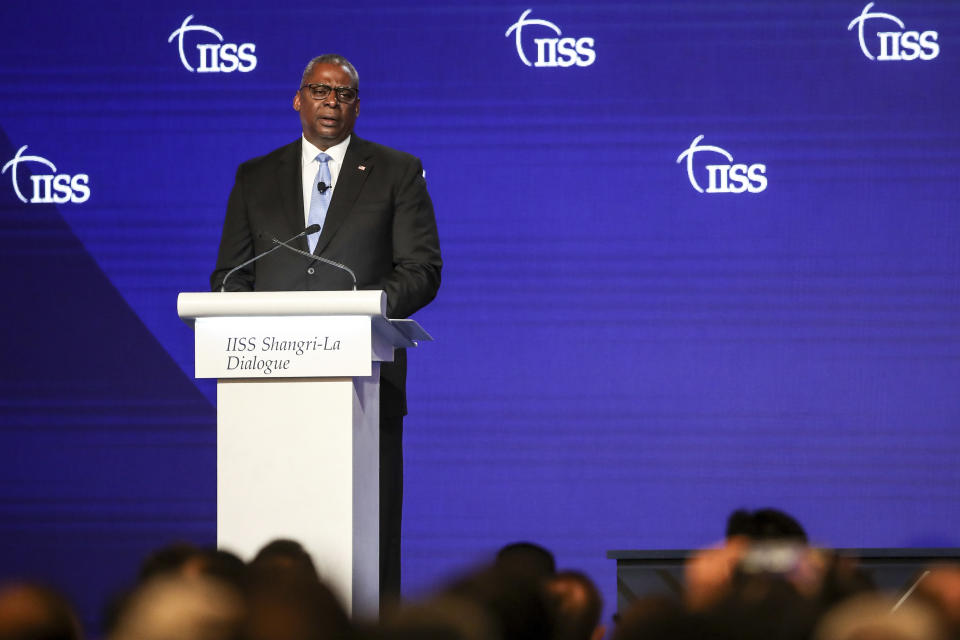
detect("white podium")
[177,290,430,617]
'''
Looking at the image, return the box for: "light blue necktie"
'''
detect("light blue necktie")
[307,152,332,253]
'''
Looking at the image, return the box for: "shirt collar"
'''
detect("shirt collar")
[301,134,351,167]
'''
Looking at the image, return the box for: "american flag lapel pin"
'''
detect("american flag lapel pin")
[358,164,366,171]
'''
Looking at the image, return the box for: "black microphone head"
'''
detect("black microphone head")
[317,181,330,193]
[305,224,321,234]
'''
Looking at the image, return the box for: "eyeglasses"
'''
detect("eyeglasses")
[300,83,359,104]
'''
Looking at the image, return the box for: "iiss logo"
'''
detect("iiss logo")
[167,15,257,73]
[676,136,767,195]
[847,3,939,61]
[505,9,596,67]
[2,145,90,204]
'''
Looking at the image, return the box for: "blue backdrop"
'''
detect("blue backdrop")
[1,0,958,631]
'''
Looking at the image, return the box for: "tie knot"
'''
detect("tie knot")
[315,152,331,164]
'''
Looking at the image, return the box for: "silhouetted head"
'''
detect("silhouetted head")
[249,539,320,583]
[726,508,808,544]
[445,565,553,640]
[494,542,556,580]
[137,542,203,583]
[245,575,352,640]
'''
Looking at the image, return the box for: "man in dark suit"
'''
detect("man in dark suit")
[210,54,442,603]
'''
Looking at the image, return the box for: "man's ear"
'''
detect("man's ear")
[293,92,301,112]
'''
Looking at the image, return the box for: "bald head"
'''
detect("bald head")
[108,576,242,640]
[545,571,603,640]
[0,582,82,640]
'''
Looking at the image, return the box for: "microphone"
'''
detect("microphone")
[219,224,321,292]
[317,182,331,194]
[270,236,358,290]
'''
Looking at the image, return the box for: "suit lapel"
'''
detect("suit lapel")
[276,139,309,251]
[314,136,374,255]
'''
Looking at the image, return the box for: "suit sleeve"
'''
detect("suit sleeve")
[210,165,256,292]
[380,157,442,318]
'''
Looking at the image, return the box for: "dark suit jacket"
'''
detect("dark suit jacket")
[210,136,442,415]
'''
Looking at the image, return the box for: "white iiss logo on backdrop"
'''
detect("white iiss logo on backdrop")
[167,15,257,73]
[2,145,90,204]
[676,136,767,194]
[847,3,939,60]
[505,9,596,67]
